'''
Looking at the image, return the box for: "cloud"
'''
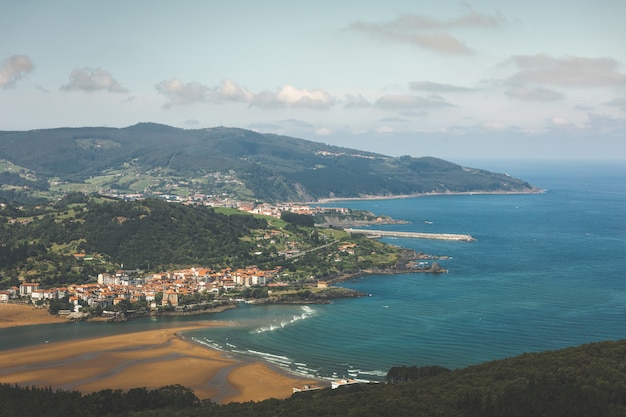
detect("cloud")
[36,84,51,94]
[605,97,626,111]
[274,85,334,109]
[155,78,335,110]
[350,20,471,54]
[250,85,335,109]
[315,127,332,136]
[216,79,253,102]
[507,54,626,87]
[480,122,508,130]
[550,116,571,127]
[409,81,474,93]
[344,93,372,108]
[505,86,564,102]
[376,94,453,110]
[154,79,210,107]
[585,113,626,135]
[348,9,504,55]
[379,116,408,123]
[250,90,284,108]
[0,54,34,88]
[61,68,128,93]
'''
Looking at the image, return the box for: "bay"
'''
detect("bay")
[1,159,625,383]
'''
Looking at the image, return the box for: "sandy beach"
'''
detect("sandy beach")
[0,303,67,328]
[0,306,321,404]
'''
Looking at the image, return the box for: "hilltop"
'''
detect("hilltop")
[0,123,538,204]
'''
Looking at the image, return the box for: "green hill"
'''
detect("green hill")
[0,194,406,287]
[0,123,538,203]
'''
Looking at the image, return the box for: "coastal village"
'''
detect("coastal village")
[1,265,290,313]
[0,197,453,317]
[0,201,375,313]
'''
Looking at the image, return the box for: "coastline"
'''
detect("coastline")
[312,188,544,204]
[0,321,321,404]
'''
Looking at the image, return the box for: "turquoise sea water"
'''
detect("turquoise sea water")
[1,160,625,383]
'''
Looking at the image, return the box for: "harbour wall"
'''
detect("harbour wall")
[345,228,475,242]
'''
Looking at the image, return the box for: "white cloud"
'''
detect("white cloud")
[154,79,210,107]
[376,94,453,110]
[274,85,334,109]
[216,79,253,102]
[505,86,564,102]
[348,9,504,55]
[250,85,335,109]
[155,78,335,110]
[0,54,33,88]
[507,54,626,87]
[61,68,128,93]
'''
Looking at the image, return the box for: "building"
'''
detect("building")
[19,282,40,297]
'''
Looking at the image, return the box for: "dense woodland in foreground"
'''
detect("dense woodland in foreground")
[2,338,626,416]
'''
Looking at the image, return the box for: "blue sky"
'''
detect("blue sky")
[1,0,625,161]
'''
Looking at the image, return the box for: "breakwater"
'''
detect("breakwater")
[345,228,475,241]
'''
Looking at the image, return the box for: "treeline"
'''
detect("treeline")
[0,384,202,417]
[2,339,626,416]
[0,194,268,284]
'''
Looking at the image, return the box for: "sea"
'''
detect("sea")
[1,159,625,384]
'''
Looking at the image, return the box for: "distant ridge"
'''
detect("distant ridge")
[0,123,538,202]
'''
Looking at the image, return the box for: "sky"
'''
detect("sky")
[1,0,625,161]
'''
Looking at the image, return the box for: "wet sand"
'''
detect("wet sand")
[0,320,321,403]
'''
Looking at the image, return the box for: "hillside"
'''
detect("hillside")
[0,123,538,203]
[2,338,625,416]
[0,194,409,288]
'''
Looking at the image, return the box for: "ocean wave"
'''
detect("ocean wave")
[247,349,293,365]
[359,369,388,377]
[252,305,317,334]
[192,337,224,352]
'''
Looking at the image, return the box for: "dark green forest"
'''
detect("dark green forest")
[2,338,626,416]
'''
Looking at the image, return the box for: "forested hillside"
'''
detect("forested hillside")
[2,338,625,416]
[0,193,406,288]
[0,123,538,203]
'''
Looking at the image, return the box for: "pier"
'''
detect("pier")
[345,228,475,242]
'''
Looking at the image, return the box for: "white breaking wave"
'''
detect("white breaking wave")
[253,305,317,334]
